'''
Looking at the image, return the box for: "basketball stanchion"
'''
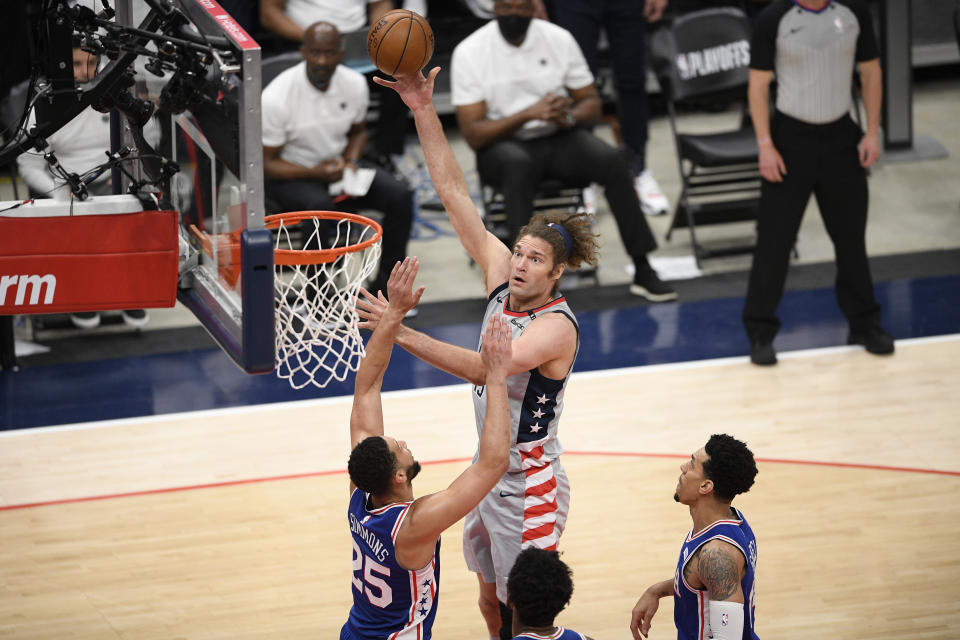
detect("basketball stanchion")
[266,211,383,389]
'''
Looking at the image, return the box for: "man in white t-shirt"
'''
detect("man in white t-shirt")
[259,0,413,184]
[259,0,391,44]
[17,49,111,200]
[262,21,413,294]
[452,0,676,302]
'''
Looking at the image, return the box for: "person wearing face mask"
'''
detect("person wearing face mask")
[261,21,414,296]
[451,0,677,302]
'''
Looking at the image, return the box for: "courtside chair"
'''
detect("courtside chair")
[649,7,762,267]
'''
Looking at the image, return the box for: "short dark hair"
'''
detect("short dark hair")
[703,434,758,502]
[507,548,573,627]
[348,436,397,495]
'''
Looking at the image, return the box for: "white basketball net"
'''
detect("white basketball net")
[271,213,382,389]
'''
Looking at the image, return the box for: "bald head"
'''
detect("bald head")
[303,21,342,51]
[301,21,344,90]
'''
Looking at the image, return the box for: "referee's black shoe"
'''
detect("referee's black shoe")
[749,341,777,366]
[629,266,677,302]
[848,326,895,355]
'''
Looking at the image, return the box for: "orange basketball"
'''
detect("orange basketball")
[366,9,434,78]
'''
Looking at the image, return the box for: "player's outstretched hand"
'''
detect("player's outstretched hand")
[356,286,388,332]
[630,591,660,639]
[386,257,426,315]
[480,315,512,380]
[372,67,441,112]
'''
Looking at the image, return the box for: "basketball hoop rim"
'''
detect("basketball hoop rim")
[265,210,384,266]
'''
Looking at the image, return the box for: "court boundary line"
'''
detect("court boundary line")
[2,451,957,512]
[4,333,958,438]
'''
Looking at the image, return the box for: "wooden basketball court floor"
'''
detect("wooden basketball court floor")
[2,335,959,639]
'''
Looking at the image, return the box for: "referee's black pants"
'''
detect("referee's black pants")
[476,128,658,260]
[743,112,882,344]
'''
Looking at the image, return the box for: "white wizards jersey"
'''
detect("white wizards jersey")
[472,283,580,474]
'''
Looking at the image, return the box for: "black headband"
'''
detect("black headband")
[546,222,573,260]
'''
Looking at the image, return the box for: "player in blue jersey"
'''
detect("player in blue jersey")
[507,548,594,640]
[361,66,601,640]
[630,434,760,640]
[344,257,512,639]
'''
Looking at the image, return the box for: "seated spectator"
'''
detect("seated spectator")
[16,45,149,329]
[451,0,676,301]
[259,0,410,177]
[261,21,414,295]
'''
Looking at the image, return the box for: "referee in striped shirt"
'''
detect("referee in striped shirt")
[742,0,894,365]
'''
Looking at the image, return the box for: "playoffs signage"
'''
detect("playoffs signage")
[676,39,750,80]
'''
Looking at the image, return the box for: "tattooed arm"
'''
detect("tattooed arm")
[696,540,747,639]
[697,540,746,602]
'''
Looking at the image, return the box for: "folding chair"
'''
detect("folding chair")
[649,7,761,266]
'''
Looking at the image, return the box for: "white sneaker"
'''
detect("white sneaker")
[580,184,598,215]
[635,170,669,216]
[70,312,100,329]
[122,309,149,328]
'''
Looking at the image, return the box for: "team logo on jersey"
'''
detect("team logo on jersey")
[509,317,526,333]
[834,16,844,33]
[683,547,689,562]
[721,613,729,626]
[748,539,758,569]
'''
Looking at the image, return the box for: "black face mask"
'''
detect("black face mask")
[497,14,532,43]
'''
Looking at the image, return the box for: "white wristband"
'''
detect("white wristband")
[708,599,744,640]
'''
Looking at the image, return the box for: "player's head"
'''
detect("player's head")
[512,212,600,298]
[301,21,344,90]
[494,0,535,45]
[348,436,422,496]
[507,548,574,630]
[72,45,98,84]
[675,434,757,505]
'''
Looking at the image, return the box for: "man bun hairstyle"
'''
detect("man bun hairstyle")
[703,433,758,502]
[516,212,600,271]
[348,436,397,495]
[507,548,574,627]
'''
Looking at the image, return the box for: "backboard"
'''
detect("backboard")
[118,0,275,374]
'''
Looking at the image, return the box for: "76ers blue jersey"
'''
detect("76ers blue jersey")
[673,508,758,640]
[513,628,587,639]
[341,489,441,639]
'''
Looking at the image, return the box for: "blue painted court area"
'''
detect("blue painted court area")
[2,274,958,430]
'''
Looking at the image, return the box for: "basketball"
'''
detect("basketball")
[366,9,434,78]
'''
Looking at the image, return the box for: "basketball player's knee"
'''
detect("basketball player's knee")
[477,590,499,615]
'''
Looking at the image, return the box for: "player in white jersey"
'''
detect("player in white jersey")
[358,68,600,640]
[347,257,512,639]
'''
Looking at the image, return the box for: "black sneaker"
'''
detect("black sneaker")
[749,341,777,366]
[122,309,149,328]
[629,268,678,302]
[70,312,100,329]
[848,326,894,355]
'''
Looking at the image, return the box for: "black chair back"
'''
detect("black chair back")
[650,8,753,103]
[261,52,303,90]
